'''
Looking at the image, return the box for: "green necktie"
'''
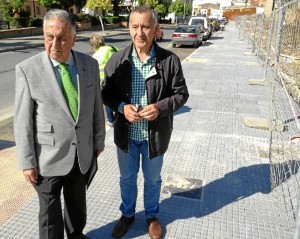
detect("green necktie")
[59,63,78,120]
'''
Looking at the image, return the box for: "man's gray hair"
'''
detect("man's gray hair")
[129,5,158,26]
[43,9,76,35]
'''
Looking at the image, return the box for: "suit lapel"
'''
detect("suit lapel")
[73,51,86,120]
[40,52,75,123]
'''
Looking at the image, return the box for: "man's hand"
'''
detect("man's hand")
[123,104,143,122]
[96,149,103,158]
[139,104,160,121]
[23,168,38,184]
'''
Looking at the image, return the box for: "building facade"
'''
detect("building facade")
[23,0,79,18]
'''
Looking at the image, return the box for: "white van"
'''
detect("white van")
[188,16,212,40]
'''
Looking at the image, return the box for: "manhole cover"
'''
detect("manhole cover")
[162,176,202,200]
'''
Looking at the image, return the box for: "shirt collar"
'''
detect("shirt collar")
[50,52,75,67]
[132,44,156,61]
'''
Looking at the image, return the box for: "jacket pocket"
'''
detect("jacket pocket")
[36,123,54,145]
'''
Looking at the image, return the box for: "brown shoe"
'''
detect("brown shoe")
[147,217,162,239]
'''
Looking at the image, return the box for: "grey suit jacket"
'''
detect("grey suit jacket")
[14,50,106,176]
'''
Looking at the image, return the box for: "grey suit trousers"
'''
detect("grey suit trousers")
[34,157,87,239]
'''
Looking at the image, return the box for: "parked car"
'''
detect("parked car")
[172,25,204,48]
[219,17,228,24]
[188,16,212,41]
[155,25,164,41]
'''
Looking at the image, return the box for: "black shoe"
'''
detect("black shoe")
[112,215,135,238]
[68,234,90,239]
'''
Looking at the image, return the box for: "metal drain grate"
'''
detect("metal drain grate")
[162,176,202,200]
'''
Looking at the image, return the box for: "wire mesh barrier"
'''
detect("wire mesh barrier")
[236,0,300,232]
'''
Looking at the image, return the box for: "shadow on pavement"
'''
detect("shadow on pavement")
[211,36,225,40]
[174,105,191,115]
[87,163,293,238]
[0,140,15,150]
[202,41,214,46]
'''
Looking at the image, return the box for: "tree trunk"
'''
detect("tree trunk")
[113,0,119,17]
[99,16,104,31]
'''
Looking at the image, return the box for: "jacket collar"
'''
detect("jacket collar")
[121,41,163,67]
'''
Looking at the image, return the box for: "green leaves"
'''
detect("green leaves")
[169,0,192,17]
[85,0,112,13]
[38,0,76,9]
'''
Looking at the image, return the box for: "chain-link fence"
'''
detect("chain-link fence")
[236,0,300,231]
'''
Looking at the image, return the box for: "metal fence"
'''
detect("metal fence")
[236,0,300,232]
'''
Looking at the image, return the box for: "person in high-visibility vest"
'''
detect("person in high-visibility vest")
[89,33,118,127]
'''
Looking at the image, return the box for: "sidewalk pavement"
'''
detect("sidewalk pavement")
[0,23,294,238]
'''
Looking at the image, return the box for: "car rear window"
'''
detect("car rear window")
[190,19,204,26]
[175,27,196,33]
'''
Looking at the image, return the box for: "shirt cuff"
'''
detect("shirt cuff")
[118,102,126,113]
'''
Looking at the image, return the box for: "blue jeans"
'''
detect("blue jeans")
[105,106,114,123]
[117,140,163,219]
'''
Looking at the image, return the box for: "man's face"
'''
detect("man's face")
[129,11,157,52]
[43,17,76,62]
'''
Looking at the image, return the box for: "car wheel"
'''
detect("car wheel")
[194,41,199,48]
[172,43,176,48]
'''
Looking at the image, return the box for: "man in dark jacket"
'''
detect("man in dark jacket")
[102,5,189,239]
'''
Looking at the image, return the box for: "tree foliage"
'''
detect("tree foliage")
[0,1,12,20]
[75,0,87,10]
[138,0,171,18]
[139,0,159,7]
[38,0,76,9]
[158,0,171,16]
[10,0,27,12]
[0,0,32,28]
[184,2,192,17]
[169,0,192,17]
[84,0,112,16]
[0,0,27,18]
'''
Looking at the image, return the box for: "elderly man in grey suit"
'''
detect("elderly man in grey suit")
[14,9,105,239]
